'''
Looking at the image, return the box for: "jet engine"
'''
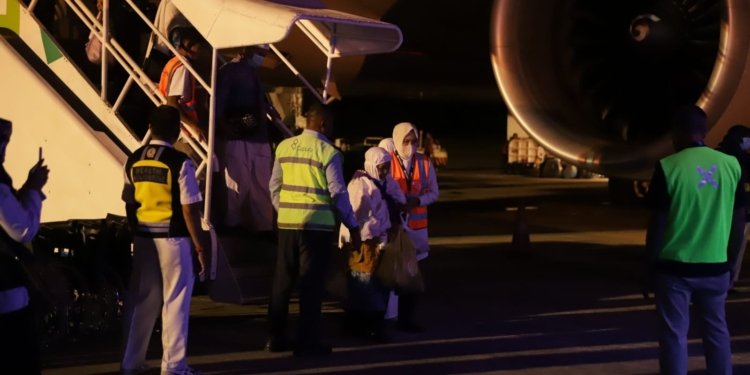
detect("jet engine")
[491,0,750,178]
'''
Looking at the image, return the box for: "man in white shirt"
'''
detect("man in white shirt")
[158,27,206,140]
[121,106,206,375]
[0,117,49,375]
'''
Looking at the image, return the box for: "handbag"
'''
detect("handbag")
[375,221,424,293]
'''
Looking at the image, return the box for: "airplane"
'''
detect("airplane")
[490,0,750,184]
[300,0,750,199]
[1,0,747,307]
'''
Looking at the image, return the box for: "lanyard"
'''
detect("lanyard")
[396,153,417,192]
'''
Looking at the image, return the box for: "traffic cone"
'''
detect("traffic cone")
[511,205,530,253]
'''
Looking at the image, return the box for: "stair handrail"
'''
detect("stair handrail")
[60,0,211,174]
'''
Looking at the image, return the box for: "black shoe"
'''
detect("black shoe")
[367,313,389,342]
[265,337,294,352]
[396,321,424,333]
[368,327,390,343]
[293,343,332,357]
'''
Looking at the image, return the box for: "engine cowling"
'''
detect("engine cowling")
[491,0,750,178]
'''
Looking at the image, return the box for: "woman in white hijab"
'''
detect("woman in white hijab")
[389,122,439,332]
[378,138,396,154]
[339,147,404,341]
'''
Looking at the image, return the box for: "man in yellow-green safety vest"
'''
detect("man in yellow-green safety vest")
[267,103,361,357]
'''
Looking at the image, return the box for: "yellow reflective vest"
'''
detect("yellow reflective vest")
[125,144,189,237]
[276,133,339,231]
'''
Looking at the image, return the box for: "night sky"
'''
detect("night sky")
[330,0,508,142]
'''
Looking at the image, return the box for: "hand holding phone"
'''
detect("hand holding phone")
[27,146,49,191]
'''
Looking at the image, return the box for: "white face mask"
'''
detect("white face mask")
[741,137,750,151]
[400,144,417,159]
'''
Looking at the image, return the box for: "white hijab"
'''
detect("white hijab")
[378,138,396,154]
[364,146,391,181]
[392,122,418,161]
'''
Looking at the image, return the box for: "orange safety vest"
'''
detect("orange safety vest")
[390,152,430,230]
[158,56,198,124]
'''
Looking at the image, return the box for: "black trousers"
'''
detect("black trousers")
[0,305,40,374]
[269,229,333,346]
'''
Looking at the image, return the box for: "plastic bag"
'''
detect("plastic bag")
[375,224,424,293]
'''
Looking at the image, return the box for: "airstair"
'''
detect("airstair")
[0,0,402,320]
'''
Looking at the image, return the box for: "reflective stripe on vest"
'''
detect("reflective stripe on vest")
[127,145,189,237]
[391,152,429,230]
[159,57,198,124]
[276,133,339,231]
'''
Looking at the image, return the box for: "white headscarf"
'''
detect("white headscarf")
[392,122,418,160]
[364,147,391,181]
[378,138,396,154]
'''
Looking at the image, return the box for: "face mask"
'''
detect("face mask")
[248,53,264,67]
[741,137,750,151]
[400,144,417,159]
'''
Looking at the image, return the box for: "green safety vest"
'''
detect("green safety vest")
[276,133,339,231]
[659,146,741,263]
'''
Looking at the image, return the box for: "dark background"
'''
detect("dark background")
[328,0,509,167]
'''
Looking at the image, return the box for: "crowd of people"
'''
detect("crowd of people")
[4,1,443,374]
[117,101,440,372]
[4,2,750,375]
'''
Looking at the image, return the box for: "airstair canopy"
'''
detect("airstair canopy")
[172,0,403,55]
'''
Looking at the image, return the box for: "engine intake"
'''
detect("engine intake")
[491,0,750,178]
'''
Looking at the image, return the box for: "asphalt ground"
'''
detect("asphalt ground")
[41,169,750,374]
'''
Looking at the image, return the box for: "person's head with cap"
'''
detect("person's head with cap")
[150,105,181,144]
[0,117,11,164]
[393,122,418,160]
[670,104,708,151]
[719,124,750,155]
[173,27,205,61]
[378,138,396,154]
[364,147,391,181]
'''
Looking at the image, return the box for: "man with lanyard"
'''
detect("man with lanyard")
[215,47,274,235]
[121,106,206,375]
[267,103,361,356]
[0,117,49,375]
[645,105,745,375]
[389,122,439,332]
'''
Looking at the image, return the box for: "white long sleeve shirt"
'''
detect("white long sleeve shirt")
[0,182,44,314]
[339,174,393,246]
[0,184,43,243]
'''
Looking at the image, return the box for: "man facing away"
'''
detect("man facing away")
[121,105,206,375]
[645,105,746,375]
[267,103,361,356]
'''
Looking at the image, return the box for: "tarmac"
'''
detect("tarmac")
[41,169,750,374]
